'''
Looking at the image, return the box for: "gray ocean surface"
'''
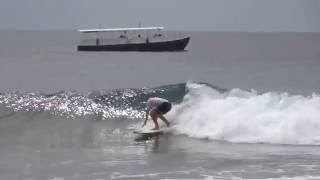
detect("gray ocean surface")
[0,31,320,180]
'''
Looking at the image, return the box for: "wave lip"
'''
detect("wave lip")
[171,82,320,145]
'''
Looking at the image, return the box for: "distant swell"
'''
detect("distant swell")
[170,82,320,145]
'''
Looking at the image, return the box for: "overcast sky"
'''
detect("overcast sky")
[1,0,320,32]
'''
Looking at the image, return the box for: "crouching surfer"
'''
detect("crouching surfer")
[142,97,172,130]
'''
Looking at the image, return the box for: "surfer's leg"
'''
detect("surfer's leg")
[150,110,159,130]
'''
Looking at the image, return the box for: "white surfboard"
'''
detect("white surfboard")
[133,128,164,135]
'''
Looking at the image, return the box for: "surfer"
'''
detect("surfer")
[143,97,172,130]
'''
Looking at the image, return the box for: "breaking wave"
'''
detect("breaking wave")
[1,82,320,145]
[170,82,320,145]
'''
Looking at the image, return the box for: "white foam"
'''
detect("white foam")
[169,82,320,145]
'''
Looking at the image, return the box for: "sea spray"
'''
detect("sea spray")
[171,82,320,145]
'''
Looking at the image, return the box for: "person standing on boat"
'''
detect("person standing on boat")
[142,97,171,130]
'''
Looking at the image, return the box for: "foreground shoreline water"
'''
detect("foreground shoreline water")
[1,116,320,179]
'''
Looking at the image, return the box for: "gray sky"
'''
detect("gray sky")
[1,0,320,32]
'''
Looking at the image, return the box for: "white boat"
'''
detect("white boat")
[77,27,190,51]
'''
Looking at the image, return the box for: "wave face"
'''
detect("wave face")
[0,83,186,120]
[170,82,320,145]
[1,82,320,145]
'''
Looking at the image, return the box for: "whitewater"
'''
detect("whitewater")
[171,82,320,145]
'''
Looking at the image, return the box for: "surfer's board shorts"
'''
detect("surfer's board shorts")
[155,102,172,114]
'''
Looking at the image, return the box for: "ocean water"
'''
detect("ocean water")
[0,31,320,180]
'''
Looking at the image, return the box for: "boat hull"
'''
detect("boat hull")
[77,37,190,51]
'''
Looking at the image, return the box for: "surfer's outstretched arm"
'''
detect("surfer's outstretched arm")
[158,114,170,127]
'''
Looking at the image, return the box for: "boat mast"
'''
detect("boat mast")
[96,24,101,46]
